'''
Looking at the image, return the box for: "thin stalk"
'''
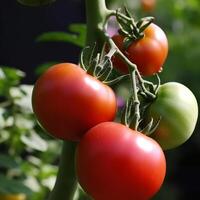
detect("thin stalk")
[129,70,140,130]
[48,141,78,200]
[107,37,156,99]
[85,0,113,51]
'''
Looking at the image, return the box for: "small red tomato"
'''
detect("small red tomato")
[112,23,168,76]
[76,122,166,200]
[32,63,117,141]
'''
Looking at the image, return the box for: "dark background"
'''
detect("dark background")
[0,0,200,199]
[0,0,85,83]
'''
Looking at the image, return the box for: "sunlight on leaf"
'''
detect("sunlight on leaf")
[21,131,48,152]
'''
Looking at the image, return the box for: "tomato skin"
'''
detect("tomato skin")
[112,23,168,76]
[32,63,117,141]
[148,82,198,150]
[76,122,166,200]
[141,0,156,12]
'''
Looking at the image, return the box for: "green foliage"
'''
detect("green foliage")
[0,66,61,199]
[35,62,59,76]
[0,174,32,195]
[36,24,86,48]
[0,154,19,169]
[17,0,56,7]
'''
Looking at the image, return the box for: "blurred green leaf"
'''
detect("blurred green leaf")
[10,85,33,113]
[24,176,40,193]
[35,62,58,76]
[21,131,48,152]
[36,23,86,47]
[0,130,10,143]
[0,67,25,95]
[41,176,56,190]
[0,154,19,169]
[15,114,35,130]
[39,164,57,179]
[0,67,25,83]
[17,0,56,7]
[0,174,32,195]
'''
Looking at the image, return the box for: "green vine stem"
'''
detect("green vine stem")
[129,70,140,130]
[107,37,156,100]
[85,0,113,50]
[48,141,78,200]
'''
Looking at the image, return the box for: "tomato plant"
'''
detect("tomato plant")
[76,122,166,200]
[32,63,117,141]
[112,23,168,76]
[27,0,198,199]
[147,82,198,150]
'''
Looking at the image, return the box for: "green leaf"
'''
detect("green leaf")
[35,62,58,76]
[36,23,86,47]
[10,85,34,113]
[21,131,48,152]
[0,154,19,169]
[0,67,25,95]
[0,130,10,143]
[17,0,56,7]
[0,174,32,195]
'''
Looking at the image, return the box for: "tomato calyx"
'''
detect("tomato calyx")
[116,7,154,49]
[80,44,129,85]
[120,66,162,134]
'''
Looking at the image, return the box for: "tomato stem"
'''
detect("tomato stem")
[129,70,140,130]
[106,36,156,100]
[48,141,78,200]
[85,0,112,50]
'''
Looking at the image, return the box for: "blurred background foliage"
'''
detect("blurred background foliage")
[0,0,200,199]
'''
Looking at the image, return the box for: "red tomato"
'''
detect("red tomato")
[32,63,117,141]
[112,23,168,76]
[76,122,166,200]
[141,0,156,12]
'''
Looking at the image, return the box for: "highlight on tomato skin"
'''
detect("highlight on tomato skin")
[76,122,166,200]
[32,63,117,141]
[112,23,168,76]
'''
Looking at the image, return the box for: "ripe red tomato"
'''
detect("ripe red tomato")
[141,0,156,12]
[76,122,166,200]
[32,63,117,141]
[112,23,168,76]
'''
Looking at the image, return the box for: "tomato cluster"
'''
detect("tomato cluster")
[32,19,198,200]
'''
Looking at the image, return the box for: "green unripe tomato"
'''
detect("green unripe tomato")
[148,82,198,150]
